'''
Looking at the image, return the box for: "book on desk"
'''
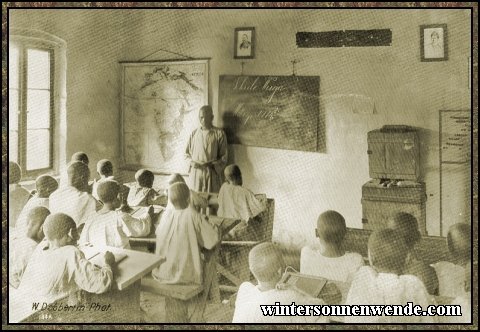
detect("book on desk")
[80,244,128,266]
[278,271,328,298]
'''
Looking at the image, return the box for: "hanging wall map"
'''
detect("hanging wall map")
[121,60,208,174]
[218,75,321,152]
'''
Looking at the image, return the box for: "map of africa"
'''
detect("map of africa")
[121,60,208,174]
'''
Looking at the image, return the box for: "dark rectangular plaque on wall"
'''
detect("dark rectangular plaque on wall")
[296,29,392,48]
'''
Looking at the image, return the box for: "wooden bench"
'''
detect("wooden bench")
[141,276,204,323]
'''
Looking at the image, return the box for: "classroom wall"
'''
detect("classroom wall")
[9,9,471,248]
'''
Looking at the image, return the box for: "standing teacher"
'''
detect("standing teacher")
[185,105,228,193]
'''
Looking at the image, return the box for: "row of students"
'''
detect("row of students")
[11,152,471,323]
[233,218,471,323]
[10,212,115,323]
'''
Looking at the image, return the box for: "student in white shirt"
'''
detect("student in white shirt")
[91,159,115,200]
[387,212,439,295]
[152,182,219,285]
[345,229,435,323]
[8,161,31,228]
[165,173,208,211]
[80,180,152,249]
[217,164,266,241]
[432,222,470,298]
[49,161,99,229]
[126,169,164,207]
[10,206,50,288]
[11,213,113,323]
[59,151,91,190]
[300,210,364,284]
[16,175,58,234]
[447,262,471,323]
[233,242,327,323]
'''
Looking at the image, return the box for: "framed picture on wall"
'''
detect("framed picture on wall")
[234,27,255,59]
[420,24,448,61]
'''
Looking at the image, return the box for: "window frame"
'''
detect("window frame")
[9,39,56,178]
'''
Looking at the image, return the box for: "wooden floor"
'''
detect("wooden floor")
[141,291,236,323]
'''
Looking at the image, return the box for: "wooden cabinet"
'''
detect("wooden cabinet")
[361,180,427,235]
[367,126,420,181]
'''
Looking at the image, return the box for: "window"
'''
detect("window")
[9,30,66,178]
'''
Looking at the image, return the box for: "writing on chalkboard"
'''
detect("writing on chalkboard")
[219,75,321,152]
[440,111,471,163]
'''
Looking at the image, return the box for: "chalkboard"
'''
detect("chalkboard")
[218,75,320,152]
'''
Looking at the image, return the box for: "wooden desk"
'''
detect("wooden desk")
[16,247,163,323]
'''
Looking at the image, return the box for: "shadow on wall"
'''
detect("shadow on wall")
[413,126,438,179]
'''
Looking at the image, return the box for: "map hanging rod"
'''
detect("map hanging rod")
[118,47,209,63]
[119,57,211,64]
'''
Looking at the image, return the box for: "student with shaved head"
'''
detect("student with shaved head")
[165,173,208,211]
[232,242,327,323]
[11,213,114,322]
[10,206,50,288]
[152,182,219,285]
[126,169,165,207]
[345,229,434,323]
[217,164,266,241]
[9,161,31,227]
[432,222,471,298]
[80,180,152,248]
[387,212,439,295]
[49,161,98,229]
[15,175,58,234]
[301,210,363,283]
[59,151,91,189]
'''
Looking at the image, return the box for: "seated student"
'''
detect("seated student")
[126,169,163,206]
[91,159,114,200]
[432,222,471,298]
[90,159,130,202]
[166,173,208,211]
[232,242,327,323]
[12,213,113,322]
[9,161,31,228]
[345,229,434,323]
[49,161,98,229]
[80,180,152,249]
[15,175,58,234]
[217,164,266,241]
[10,206,50,288]
[300,210,363,284]
[59,151,91,188]
[387,212,439,295]
[152,182,219,285]
[447,262,471,323]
